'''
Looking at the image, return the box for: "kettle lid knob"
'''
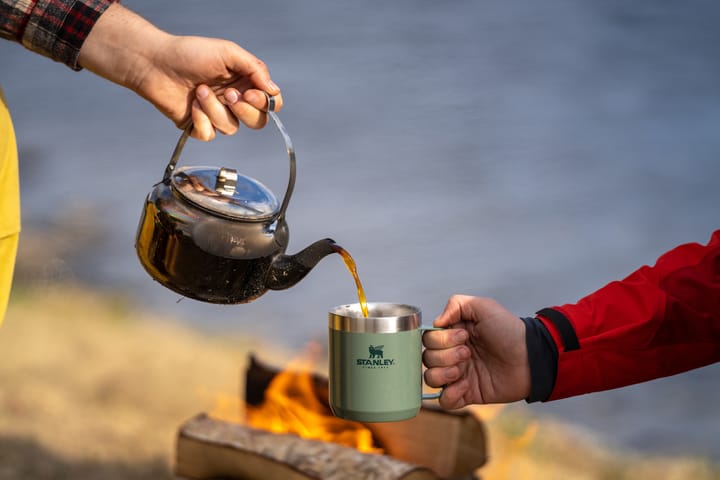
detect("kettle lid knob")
[215,167,238,196]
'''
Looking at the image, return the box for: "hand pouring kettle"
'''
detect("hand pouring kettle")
[135,98,337,304]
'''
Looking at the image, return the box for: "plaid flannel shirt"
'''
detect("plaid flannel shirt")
[0,0,116,70]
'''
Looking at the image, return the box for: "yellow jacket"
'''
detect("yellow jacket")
[0,88,20,324]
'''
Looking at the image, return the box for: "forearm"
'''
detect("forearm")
[77,3,172,91]
[527,229,720,401]
[0,0,116,70]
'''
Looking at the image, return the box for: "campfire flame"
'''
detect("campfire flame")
[210,345,381,454]
[245,366,380,453]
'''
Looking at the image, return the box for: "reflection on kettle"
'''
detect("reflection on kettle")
[135,104,337,304]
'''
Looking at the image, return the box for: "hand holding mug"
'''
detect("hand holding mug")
[422,295,531,409]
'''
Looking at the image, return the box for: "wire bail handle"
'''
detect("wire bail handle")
[162,94,296,222]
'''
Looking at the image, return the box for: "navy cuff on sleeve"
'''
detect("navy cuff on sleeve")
[521,316,558,403]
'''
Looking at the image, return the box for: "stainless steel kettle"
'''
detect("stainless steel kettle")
[135,99,337,304]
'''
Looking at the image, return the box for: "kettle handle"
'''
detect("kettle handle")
[162,95,296,223]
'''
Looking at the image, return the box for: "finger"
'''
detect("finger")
[422,328,468,350]
[423,344,470,368]
[225,46,281,96]
[190,100,215,141]
[424,365,462,388]
[196,85,238,135]
[433,296,466,328]
[224,89,268,130]
[242,89,284,112]
[439,379,472,410]
[434,294,484,328]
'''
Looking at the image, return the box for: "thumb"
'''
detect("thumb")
[433,295,466,328]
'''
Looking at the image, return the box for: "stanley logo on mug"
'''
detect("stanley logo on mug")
[356,345,396,368]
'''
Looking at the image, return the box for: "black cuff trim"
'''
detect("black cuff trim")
[522,317,558,403]
[536,307,580,352]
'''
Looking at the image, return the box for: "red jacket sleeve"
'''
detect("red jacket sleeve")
[537,229,720,400]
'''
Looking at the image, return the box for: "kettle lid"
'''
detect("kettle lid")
[171,165,279,220]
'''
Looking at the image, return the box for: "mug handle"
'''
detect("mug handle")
[420,326,446,400]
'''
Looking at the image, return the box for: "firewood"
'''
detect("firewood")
[245,355,487,479]
[368,406,486,479]
[175,413,438,480]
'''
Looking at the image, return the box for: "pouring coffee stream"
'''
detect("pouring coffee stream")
[135,98,370,311]
[332,244,370,317]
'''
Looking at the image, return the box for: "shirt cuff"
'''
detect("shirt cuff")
[21,0,117,70]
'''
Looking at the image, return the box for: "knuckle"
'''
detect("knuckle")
[255,58,268,72]
[439,331,456,349]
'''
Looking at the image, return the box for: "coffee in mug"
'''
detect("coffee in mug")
[328,302,441,422]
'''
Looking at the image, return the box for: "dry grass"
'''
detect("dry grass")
[0,284,285,479]
[471,405,719,480]
[0,284,717,480]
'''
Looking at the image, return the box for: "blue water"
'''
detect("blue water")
[1,0,719,461]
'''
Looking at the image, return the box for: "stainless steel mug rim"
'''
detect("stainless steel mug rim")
[328,302,421,333]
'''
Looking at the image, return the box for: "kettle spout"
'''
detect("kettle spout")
[266,238,338,291]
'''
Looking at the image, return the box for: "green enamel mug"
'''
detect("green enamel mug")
[328,303,442,423]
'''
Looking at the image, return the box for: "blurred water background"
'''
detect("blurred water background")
[2,0,719,462]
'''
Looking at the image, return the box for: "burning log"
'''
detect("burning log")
[244,355,487,479]
[175,413,438,480]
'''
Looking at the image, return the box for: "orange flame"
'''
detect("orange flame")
[245,366,380,453]
[210,346,381,454]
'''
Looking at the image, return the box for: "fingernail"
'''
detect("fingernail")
[224,89,239,104]
[456,346,470,361]
[268,80,280,93]
[196,85,209,100]
[454,330,469,343]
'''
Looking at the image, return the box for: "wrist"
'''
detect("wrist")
[78,3,172,92]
